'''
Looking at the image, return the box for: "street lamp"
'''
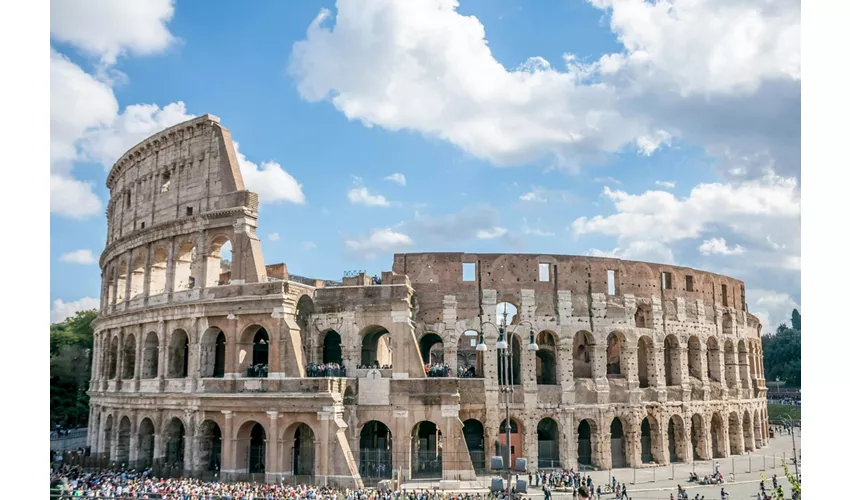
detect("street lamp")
[781,415,800,482]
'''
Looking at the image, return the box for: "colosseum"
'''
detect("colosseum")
[87,114,770,488]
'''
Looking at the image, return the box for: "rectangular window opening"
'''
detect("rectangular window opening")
[161,171,171,193]
[722,284,728,307]
[462,263,476,282]
[685,275,694,292]
[539,263,550,282]
[662,271,673,290]
[186,206,193,216]
[741,285,746,311]
[140,222,145,229]
[607,269,616,295]
[125,192,131,208]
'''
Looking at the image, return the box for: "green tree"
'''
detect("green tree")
[50,310,97,428]
[791,308,801,331]
[762,313,801,388]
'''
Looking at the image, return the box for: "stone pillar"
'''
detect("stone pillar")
[221,411,235,473]
[625,418,641,467]
[561,412,576,471]
[164,237,176,296]
[592,343,609,403]
[129,413,139,462]
[557,343,574,404]
[623,345,639,392]
[653,347,667,398]
[183,413,196,473]
[524,418,538,473]
[267,411,280,479]
[143,243,153,300]
[443,343,458,377]
[317,410,333,485]
[134,330,143,390]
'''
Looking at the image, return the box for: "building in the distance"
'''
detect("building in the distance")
[88,115,770,487]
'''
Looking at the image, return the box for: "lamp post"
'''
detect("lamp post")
[781,415,800,482]
[481,305,538,494]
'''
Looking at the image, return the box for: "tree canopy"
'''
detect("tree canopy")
[762,309,801,388]
[50,309,97,428]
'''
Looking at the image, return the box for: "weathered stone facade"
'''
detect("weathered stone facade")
[88,116,770,487]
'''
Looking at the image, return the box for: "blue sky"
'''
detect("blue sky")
[49,0,800,332]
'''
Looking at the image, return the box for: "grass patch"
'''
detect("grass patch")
[768,404,801,421]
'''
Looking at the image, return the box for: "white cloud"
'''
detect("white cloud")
[50,174,103,220]
[518,187,579,204]
[268,233,280,241]
[698,237,746,256]
[58,249,97,265]
[747,288,799,335]
[50,0,177,65]
[347,187,390,207]
[520,191,546,202]
[302,241,317,250]
[233,142,307,205]
[592,176,622,185]
[476,227,507,239]
[636,130,672,155]
[655,180,676,189]
[345,228,412,258]
[400,205,510,245]
[384,173,407,186]
[588,241,676,265]
[51,297,100,323]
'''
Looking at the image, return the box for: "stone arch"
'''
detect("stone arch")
[197,420,222,472]
[462,419,485,471]
[200,328,226,378]
[137,417,155,467]
[115,259,128,303]
[537,417,561,469]
[496,301,519,326]
[743,410,755,452]
[498,418,523,469]
[283,422,316,478]
[235,420,267,473]
[141,331,159,379]
[610,417,627,468]
[637,335,653,388]
[573,331,594,379]
[691,413,708,460]
[103,414,114,459]
[634,304,652,328]
[687,336,702,380]
[168,329,190,378]
[419,332,444,365]
[664,335,681,386]
[239,325,270,377]
[129,253,145,300]
[724,340,736,389]
[164,417,186,466]
[411,421,443,479]
[536,331,558,385]
[116,416,131,464]
[105,267,115,306]
[321,329,343,365]
[710,413,724,458]
[497,333,522,385]
[148,246,168,296]
[728,411,743,455]
[707,336,722,382]
[640,415,660,464]
[577,418,598,468]
[360,420,393,483]
[173,241,197,291]
[668,415,687,463]
[121,333,136,379]
[606,331,625,376]
[360,325,392,368]
[108,336,119,379]
[457,330,481,377]
[205,234,232,287]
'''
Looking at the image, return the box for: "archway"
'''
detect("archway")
[115,260,127,303]
[164,418,186,467]
[148,247,168,296]
[743,410,754,452]
[498,418,523,469]
[687,336,702,380]
[691,414,708,460]
[457,332,481,377]
[537,418,560,469]
[634,304,652,328]
[205,236,232,287]
[235,421,266,473]
[707,337,721,382]
[640,418,653,464]
[108,337,118,379]
[668,416,686,463]
[359,421,393,483]
[141,332,159,379]
[462,419,485,471]
[168,330,190,378]
[419,333,444,365]
[637,336,653,388]
[103,415,113,459]
[137,418,155,467]
[536,331,558,385]
[200,328,226,378]
[121,334,136,379]
[710,413,723,458]
[361,326,392,368]
[610,417,627,468]
[321,330,343,365]
[411,421,442,479]
[606,332,624,376]
[129,254,145,300]
[664,335,681,386]
[496,301,518,326]
[116,416,131,464]
[251,328,270,377]
[288,423,316,478]
[573,331,594,379]
[728,412,743,455]
[173,242,196,291]
[497,334,522,385]
[577,419,596,467]
[197,420,222,472]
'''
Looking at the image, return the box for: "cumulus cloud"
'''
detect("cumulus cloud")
[50,174,103,220]
[51,297,100,323]
[699,237,746,256]
[476,227,507,239]
[268,233,280,241]
[347,187,390,207]
[345,228,412,258]
[384,173,407,186]
[747,288,799,335]
[58,249,97,264]
[50,0,177,65]
[233,142,306,205]
[655,180,676,189]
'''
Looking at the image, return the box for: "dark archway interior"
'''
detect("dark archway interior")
[537,418,560,469]
[360,421,392,481]
[169,330,190,378]
[293,425,315,476]
[361,328,391,367]
[577,420,593,466]
[606,334,622,375]
[610,417,626,468]
[249,423,266,473]
[638,338,651,388]
[668,418,679,463]
[322,330,342,364]
[138,419,155,467]
[641,418,653,464]
[164,419,185,465]
[412,421,442,479]
[462,419,485,471]
[214,332,226,378]
[419,333,444,364]
[253,329,269,367]
[197,422,222,472]
[536,350,557,385]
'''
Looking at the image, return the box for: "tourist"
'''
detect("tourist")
[578,486,591,500]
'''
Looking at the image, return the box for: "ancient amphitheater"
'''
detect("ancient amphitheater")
[87,114,770,487]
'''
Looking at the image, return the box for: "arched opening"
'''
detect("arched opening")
[498,418,523,469]
[668,416,685,463]
[141,332,159,379]
[129,254,145,300]
[173,242,197,291]
[724,340,736,389]
[606,332,624,376]
[121,334,136,379]
[419,333,444,365]
[537,418,560,469]
[687,336,702,380]
[496,301,518,326]
[691,414,708,460]
[664,335,681,386]
[634,304,652,328]
[743,410,754,452]
[288,423,316,478]
[108,337,118,379]
[102,415,113,459]
[457,331,481,377]
[105,268,115,306]
[722,312,733,335]
[640,418,653,464]
[249,328,270,378]
[164,418,186,467]
[137,418,155,468]
[361,326,392,368]
[235,421,266,473]
[321,330,343,365]
[707,337,722,382]
[360,421,392,483]
[573,331,594,379]
[577,419,596,467]
[115,260,127,303]
[200,328,226,378]
[637,336,652,388]
[116,416,131,463]
[205,236,232,287]
[148,247,168,296]
[411,421,442,479]
[497,333,522,385]
[534,331,557,385]
[710,413,723,458]
[168,329,190,378]
[738,340,750,388]
[728,412,743,455]
[610,417,627,468]
[462,419,485,471]
[197,421,222,472]
[343,386,356,405]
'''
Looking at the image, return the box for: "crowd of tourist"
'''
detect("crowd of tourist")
[458,366,477,378]
[307,362,347,378]
[425,363,453,378]
[357,364,393,370]
[247,363,269,378]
